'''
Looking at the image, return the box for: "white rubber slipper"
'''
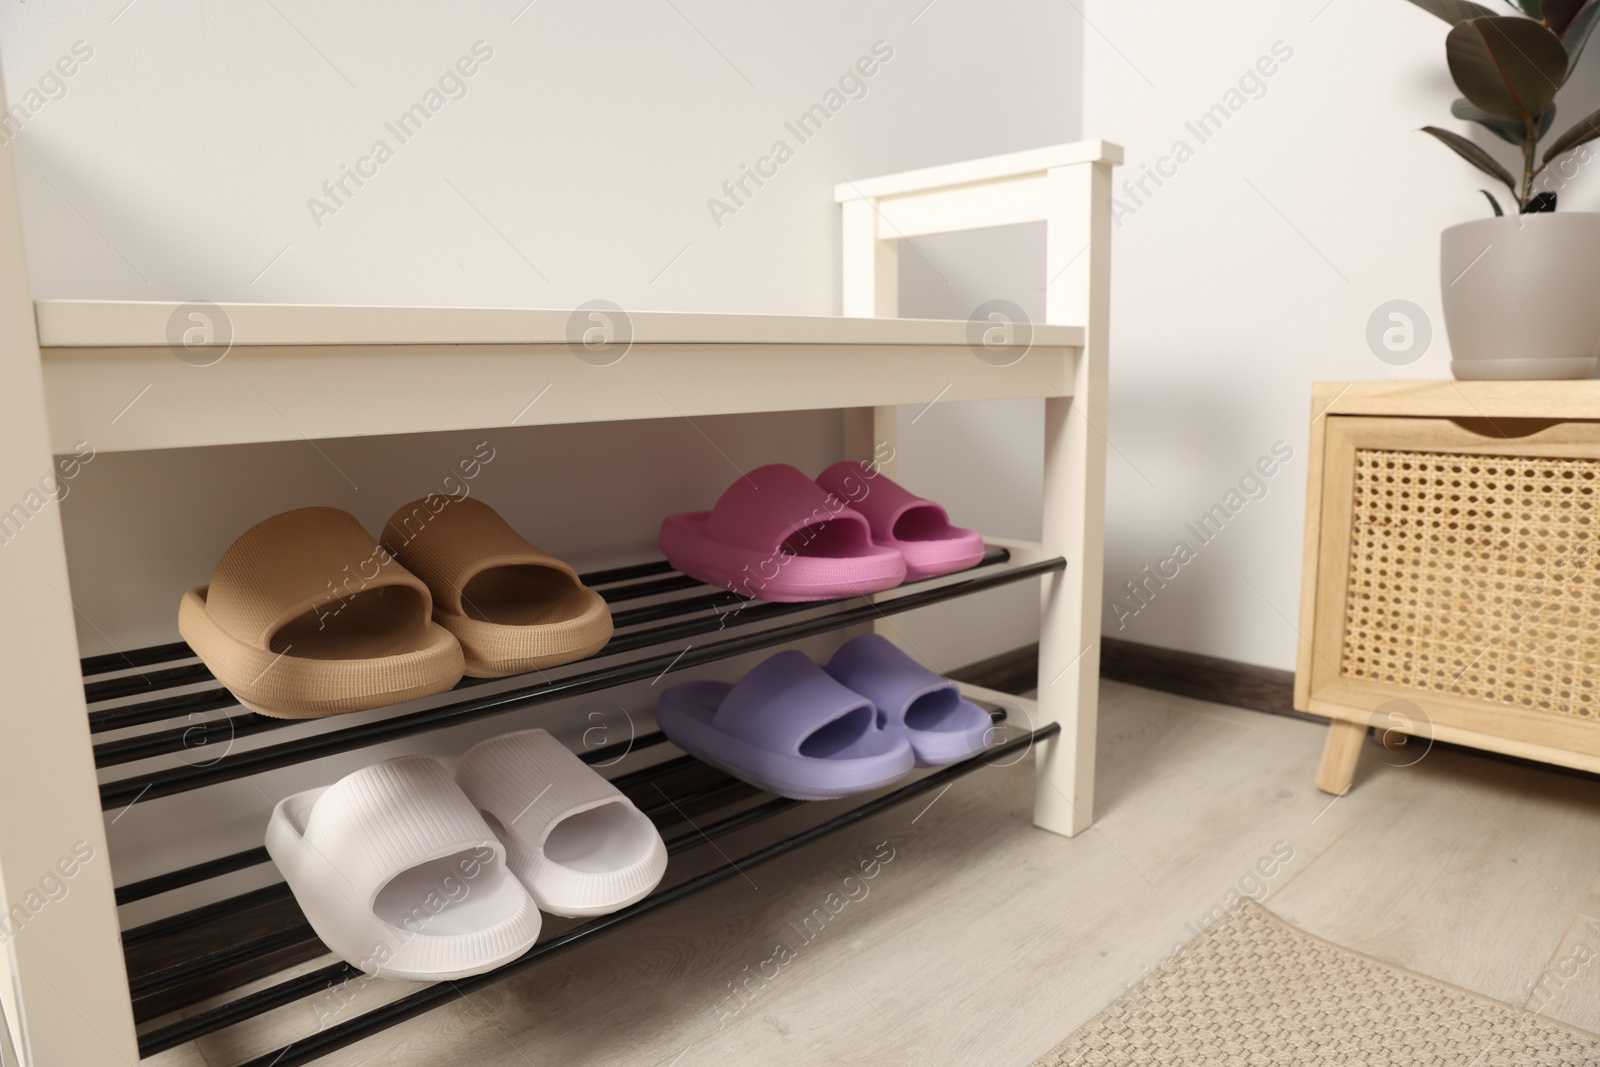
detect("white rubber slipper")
[455,729,668,918]
[265,755,542,980]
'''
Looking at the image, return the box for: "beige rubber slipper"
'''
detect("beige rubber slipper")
[381,497,613,678]
[178,507,466,718]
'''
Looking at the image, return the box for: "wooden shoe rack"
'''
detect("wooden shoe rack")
[0,141,1120,1064]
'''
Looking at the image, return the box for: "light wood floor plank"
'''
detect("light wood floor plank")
[1524,870,1600,1034]
[1271,744,1600,1008]
[144,1042,210,1067]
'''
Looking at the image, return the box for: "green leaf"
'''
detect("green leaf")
[1517,0,1545,18]
[1480,189,1506,215]
[1422,125,1520,191]
[1543,0,1585,33]
[1446,17,1568,122]
[1452,96,1529,144]
[1403,0,1498,23]
[1449,99,1556,151]
[1542,104,1600,161]
[1561,1,1600,74]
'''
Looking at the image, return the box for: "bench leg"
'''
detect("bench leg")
[1315,719,1365,795]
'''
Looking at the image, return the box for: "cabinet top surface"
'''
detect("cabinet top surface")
[35,300,1085,350]
[1314,380,1600,420]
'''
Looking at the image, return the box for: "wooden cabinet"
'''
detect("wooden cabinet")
[1296,383,1600,794]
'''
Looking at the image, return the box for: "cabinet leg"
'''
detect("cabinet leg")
[1315,719,1365,796]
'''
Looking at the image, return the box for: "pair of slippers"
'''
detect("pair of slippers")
[657,634,993,800]
[178,499,612,718]
[660,462,985,602]
[265,728,668,981]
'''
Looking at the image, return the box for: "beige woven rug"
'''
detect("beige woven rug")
[1032,901,1599,1066]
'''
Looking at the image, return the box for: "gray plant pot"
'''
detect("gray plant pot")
[1441,212,1600,380]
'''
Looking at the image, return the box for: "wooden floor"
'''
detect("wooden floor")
[156,680,1600,1066]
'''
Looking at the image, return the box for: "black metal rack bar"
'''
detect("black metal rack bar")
[140,962,363,1056]
[83,562,703,704]
[99,554,1060,809]
[136,722,1056,1064]
[86,591,714,726]
[115,847,270,908]
[131,923,316,999]
[90,689,241,736]
[79,562,679,680]
[122,881,290,951]
[87,570,715,706]
[87,589,753,740]
[87,663,214,704]
[86,549,1010,736]
[81,641,194,678]
[596,573,703,603]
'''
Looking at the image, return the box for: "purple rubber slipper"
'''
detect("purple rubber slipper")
[659,464,906,602]
[654,650,914,800]
[825,634,993,767]
[814,461,985,581]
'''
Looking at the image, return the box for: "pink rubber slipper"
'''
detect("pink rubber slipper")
[659,464,906,602]
[814,461,985,581]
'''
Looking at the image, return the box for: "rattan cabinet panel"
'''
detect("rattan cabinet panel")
[1296,406,1600,794]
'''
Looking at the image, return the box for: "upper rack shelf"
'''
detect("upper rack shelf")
[89,546,1063,809]
[33,300,1086,454]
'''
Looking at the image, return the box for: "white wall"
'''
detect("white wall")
[3,1,1081,311]
[1084,0,1600,671]
[0,0,1081,913]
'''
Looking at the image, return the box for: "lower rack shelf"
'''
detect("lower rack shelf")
[94,547,1062,1063]
[131,718,1056,1065]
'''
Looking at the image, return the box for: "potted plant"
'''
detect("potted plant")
[1410,0,1600,378]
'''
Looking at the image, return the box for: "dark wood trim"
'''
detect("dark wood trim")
[951,637,1313,721]
[1100,638,1306,720]
[946,643,1042,697]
